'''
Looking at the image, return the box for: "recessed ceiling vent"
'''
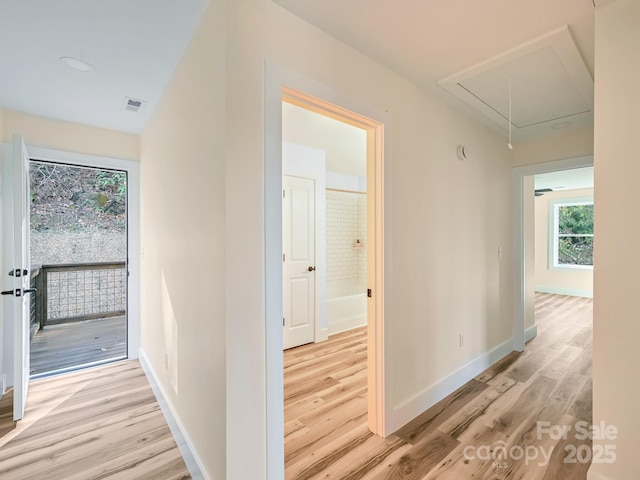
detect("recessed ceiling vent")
[123,96,146,113]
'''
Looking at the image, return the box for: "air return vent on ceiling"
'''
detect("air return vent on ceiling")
[124,96,146,113]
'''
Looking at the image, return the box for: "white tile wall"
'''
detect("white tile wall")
[326,190,367,285]
[357,194,367,279]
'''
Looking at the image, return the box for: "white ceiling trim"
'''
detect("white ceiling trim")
[438,26,593,134]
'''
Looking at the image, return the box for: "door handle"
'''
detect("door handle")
[8,269,28,277]
[1,288,36,297]
[307,266,316,272]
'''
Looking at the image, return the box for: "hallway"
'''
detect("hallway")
[0,361,190,479]
[285,293,593,479]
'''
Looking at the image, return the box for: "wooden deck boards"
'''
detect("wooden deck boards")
[0,360,191,479]
[30,316,127,376]
[284,293,593,479]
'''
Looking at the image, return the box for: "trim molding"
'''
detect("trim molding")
[139,349,207,480]
[318,327,329,343]
[389,337,514,433]
[535,285,593,298]
[26,145,141,360]
[327,316,367,336]
[525,324,538,343]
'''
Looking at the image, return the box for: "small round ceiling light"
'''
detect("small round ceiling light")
[59,56,95,73]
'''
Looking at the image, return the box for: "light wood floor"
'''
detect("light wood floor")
[284,293,593,479]
[0,360,191,480]
[30,316,127,376]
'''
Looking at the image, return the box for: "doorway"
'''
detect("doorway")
[28,160,129,377]
[282,98,371,474]
[278,85,386,432]
[2,140,140,422]
[282,101,369,349]
[261,64,391,478]
[513,155,594,350]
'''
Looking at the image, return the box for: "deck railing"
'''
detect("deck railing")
[30,262,127,330]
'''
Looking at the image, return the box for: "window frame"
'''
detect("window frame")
[549,197,594,270]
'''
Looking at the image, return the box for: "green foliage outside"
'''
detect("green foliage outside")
[30,162,127,233]
[95,171,127,203]
[557,204,593,266]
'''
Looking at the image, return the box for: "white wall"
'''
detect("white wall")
[535,188,594,298]
[326,189,366,286]
[225,0,513,477]
[138,1,226,478]
[591,1,640,478]
[1,109,138,161]
[512,126,594,168]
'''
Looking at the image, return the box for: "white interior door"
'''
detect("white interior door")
[9,134,31,421]
[283,175,316,350]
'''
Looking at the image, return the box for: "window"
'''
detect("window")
[552,200,594,268]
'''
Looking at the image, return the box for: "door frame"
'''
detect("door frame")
[264,61,392,478]
[512,154,593,351]
[2,144,140,383]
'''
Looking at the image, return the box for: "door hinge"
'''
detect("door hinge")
[283,253,285,262]
[283,317,285,326]
[283,189,285,198]
[367,288,372,298]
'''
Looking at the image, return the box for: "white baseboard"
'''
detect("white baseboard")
[316,327,329,343]
[327,315,367,336]
[525,325,538,343]
[535,285,593,298]
[389,337,515,433]
[138,349,207,480]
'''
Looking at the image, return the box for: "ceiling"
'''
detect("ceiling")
[282,102,366,176]
[0,0,208,133]
[0,0,598,140]
[439,27,594,138]
[272,0,596,142]
[535,166,594,191]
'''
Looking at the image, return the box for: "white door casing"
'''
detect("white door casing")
[259,67,390,480]
[282,174,316,349]
[25,145,141,360]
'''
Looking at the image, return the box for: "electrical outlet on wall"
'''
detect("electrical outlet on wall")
[459,334,464,347]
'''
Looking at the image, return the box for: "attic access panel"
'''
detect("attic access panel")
[439,26,593,133]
